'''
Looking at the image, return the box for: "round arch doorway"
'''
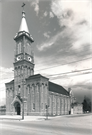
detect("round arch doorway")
[14,102,21,115]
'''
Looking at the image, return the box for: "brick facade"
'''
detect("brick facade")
[5,75,71,116]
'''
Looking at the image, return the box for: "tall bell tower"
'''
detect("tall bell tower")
[14,7,34,96]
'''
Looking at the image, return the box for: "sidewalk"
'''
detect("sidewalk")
[0,113,91,121]
[0,115,46,121]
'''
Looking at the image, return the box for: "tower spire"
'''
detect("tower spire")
[14,4,34,42]
[18,3,29,34]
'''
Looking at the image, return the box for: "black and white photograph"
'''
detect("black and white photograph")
[0,0,92,135]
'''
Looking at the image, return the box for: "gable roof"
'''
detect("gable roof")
[49,81,69,96]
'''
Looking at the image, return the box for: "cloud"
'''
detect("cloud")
[43,32,50,38]
[49,11,54,18]
[37,26,73,52]
[0,66,13,80]
[0,66,14,105]
[51,0,91,27]
[49,0,92,57]
[43,11,48,17]
[37,41,54,51]
[37,30,65,51]
[31,0,39,16]
[70,81,92,102]
[36,0,91,59]
[77,19,88,25]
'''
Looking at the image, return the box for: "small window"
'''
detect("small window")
[48,97,51,107]
[33,103,35,110]
[18,85,20,93]
[28,86,30,94]
[8,90,10,96]
[6,90,8,96]
[42,103,43,109]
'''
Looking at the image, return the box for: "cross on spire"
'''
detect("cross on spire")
[21,3,26,11]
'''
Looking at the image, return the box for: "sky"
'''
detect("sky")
[0,0,92,105]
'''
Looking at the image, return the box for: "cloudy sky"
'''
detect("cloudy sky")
[0,0,92,105]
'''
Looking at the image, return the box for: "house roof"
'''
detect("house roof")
[49,81,69,96]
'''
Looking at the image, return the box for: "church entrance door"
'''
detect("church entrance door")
[14,102,21,115]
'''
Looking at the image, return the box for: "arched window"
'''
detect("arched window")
[41,84,44,109]
[45,84,47,104]
[18,67,20,75]
[48,96,51,108]
[27,42,31,55]
[31,69,34,75]
[58,98,60,108]
[27,85,30,94]
[18,85,21,93]
[18,42,21,54]
[54,96,56,109]
[32,85,35,110]
[21,66,23,74]
[25,66,27,77]
[14,68,17,76]
[36,84,39,111]
[28,67,30,76]
[10,88,12,96]
[8,90,10,96]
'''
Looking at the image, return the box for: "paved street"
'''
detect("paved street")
[0,114,92,135]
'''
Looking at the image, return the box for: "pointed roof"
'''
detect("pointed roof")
[19,11,29,33]
[14,10,34,42]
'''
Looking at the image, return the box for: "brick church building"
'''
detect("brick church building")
[5,9,73,116]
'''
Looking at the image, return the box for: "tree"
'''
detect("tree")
[82,96,91,113]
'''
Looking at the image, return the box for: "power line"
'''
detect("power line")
[47,68,92,77]
[43,67,92,80]
[50,72,92,81]
[0,56,92,82]
[0,67,92,82]
[0,57,92,74]
[35,56,92,72]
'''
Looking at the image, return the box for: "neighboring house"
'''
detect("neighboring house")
[0,106,6,115]
[5,9,73,116]
[71,103,83,114]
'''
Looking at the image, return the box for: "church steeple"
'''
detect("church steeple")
[19,11,29,34]
[14,8,34,42]
[14,5,35,80]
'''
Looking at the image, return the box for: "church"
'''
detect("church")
[5,8,73,116]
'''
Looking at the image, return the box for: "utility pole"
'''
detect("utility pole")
[46,105,48,120]
[22,98,24,120]
[21,79,24,120]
